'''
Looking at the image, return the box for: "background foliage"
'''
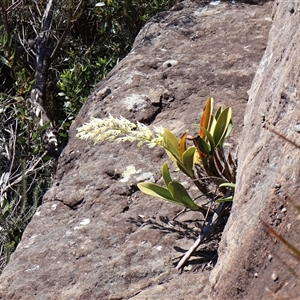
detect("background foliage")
[0,0,176,273]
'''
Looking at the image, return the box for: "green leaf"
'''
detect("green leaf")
[165,149,180,167]
[215,106,222,120]
[217,182,235,203]
[213,107,232,147]
[162,128,180,160]
[219,120,232,146]
[178,131,187,160]
[200,127,216,152]
[177,162,189,178]
[216,196,233,203]
[59,132,67,138]
[208,115,217,136]
[219,182,236,189]
[138,182,193,208]
[137,182,174,201]
[0,197,8,209]
[199,97,213,137]
[17,136,26,145]
[38,121,51,133]
[162,163,172,186]
[224,120,232,139]
[181,146,196,178]
[168,182,200,211]
[193,136,211,156]
[0,55,10,67]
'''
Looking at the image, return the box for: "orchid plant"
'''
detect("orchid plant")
[77,97,236,211]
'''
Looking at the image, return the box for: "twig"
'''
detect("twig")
[176,202,226,270]
[5,0,23,14]
[172,207,187,220]
[51,0,84,61]
[1,151,49,195]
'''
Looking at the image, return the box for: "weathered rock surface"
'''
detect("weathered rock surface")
[0,1,273,299]
[211,1,300,299]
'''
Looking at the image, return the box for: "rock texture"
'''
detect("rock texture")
[0,1,273,299]
[211,1,300,299]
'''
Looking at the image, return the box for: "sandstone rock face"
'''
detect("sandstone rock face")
[211,1,300,299]
[0,1,273,299]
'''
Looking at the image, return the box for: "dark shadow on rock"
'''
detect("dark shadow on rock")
[127,215,201,240]
[127,211,227,270]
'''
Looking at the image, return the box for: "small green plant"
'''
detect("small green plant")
[77,97,236,211]
[77,97,236,269]
[139,97,235,208]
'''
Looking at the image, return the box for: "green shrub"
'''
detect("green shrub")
[0,94,54,271]
[57,0,176,121]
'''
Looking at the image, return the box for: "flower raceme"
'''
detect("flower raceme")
[76,114,164,148]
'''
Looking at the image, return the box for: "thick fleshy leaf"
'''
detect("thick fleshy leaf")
[165,149,179,168]
[162,128,180,160]
[177,162,190,178]
[200,127,215,152]
[176,147,196,178]
[193,136,211,156]
[181,146,196,178]
[224,120,232,139]
[216,196,233,203]
[208,115,217,136]
[219,120,232,146]
[213,107,232,147]
[215,106,222,120]
[162,163,172,186]
[178,131,188,160]
[199,97,213,137]
[137,182,174,201]
[168,182,200,211]
[219,182,236,189]
[194,150,200,165]
[138,182,199,208]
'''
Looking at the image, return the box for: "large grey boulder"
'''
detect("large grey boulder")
[211,1,300,299]
[0,1,272,299]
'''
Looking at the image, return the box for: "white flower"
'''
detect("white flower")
[76,114,164,148]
